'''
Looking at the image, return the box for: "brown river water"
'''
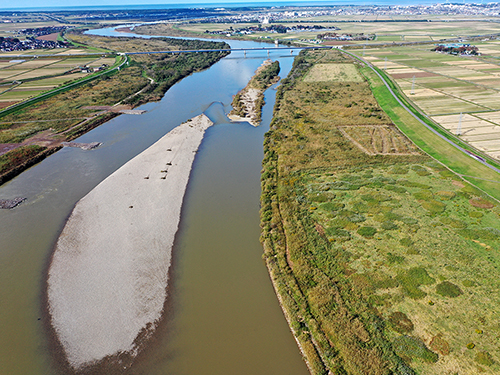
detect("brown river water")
[0,28,309,375]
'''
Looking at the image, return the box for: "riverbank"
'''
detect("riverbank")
[47,114,213,371]
[0,33,229,188]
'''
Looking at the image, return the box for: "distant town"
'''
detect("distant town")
[1,3,500,27]
[0,36,68,52]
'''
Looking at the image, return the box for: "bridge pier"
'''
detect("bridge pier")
[290,49,293,55]
[267,49,269,57]
[244,50,246,58]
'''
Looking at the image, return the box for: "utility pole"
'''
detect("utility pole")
[411,75,415,95]
[457,112,463,136]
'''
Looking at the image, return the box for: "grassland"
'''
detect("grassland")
[350,41,500,165]
[261,49,500,374]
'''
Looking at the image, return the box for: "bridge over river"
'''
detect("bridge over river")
[3,45,339,59]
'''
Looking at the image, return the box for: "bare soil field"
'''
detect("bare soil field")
[36,33,59,42]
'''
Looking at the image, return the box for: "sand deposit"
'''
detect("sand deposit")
[47,114,213,369]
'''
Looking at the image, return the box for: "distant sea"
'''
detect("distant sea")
[0,1,457,12]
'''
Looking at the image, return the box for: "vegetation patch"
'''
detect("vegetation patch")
[388,312,414,334]
[475,351,495,366]
[429,335,450,356]
[393,335,439,363]
[436,281,463,298]
[469,197,495,209]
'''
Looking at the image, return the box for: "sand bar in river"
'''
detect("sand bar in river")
[47,114,213,369]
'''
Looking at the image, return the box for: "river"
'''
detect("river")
[0,26,309,374]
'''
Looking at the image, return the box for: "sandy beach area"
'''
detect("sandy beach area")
[47,114,213,369]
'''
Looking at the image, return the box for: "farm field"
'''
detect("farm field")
[0,55,117,106]
[351,41,500,162]
[261,48,500,375]
[0,33,230,185]
[156,20,500,46]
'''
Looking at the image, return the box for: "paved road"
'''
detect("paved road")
[345,50,500,176]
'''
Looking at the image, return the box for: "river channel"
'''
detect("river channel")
[0,27,309,374]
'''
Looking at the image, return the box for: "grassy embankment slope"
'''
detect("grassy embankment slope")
[0,33,229,185]
[229,59,280,125]
[261,49,500,374]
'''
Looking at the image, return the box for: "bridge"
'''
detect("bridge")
[122,45,338,57]
[2,45,339,60]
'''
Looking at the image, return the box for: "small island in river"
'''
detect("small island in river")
[228,59,280,126]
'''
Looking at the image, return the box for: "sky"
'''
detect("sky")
[0,0,447,11]
[3,0,301,9]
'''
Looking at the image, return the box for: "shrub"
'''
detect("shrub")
[439,217,467,229]
[351,201,369,213]
[385,211,403,221]
[357,226,377,238]
[388,312,414,333]
[386,252,405,264]
[462,279,476,287]
[400,238,414,247]
[475,351,495,366]
[413,190,433,200]
[325,227,352,242]
[319,202,345,212]
[436,191,456,200]
[420,199,446,215]
[429,335,450,355]
[436,281,463,298]
[398,267,435,299]
[397,179,430,189]
[401,217,418,225]
[469,211,484,218]
[476,227,500,240]
[390,166,408,174]
[384,184,407,193]
[309,193,329,202]
[392,335,439,363]
[381,221,399,230]
[469,197,495,209]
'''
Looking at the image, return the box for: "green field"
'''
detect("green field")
[261,48,500,375]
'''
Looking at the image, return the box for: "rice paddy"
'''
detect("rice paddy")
[352,41,500,161]
[0,54,118,106]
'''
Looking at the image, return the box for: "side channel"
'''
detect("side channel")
[130,52,310,374]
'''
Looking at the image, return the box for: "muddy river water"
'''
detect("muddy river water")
[0,27,309,374]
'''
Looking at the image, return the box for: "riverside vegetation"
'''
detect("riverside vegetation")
[229,59,280,125]
[261,49,500,374]
[0,32,229,185]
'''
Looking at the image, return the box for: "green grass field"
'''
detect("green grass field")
[261,48,500,375]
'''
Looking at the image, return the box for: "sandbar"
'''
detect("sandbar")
[47,114,213,369]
